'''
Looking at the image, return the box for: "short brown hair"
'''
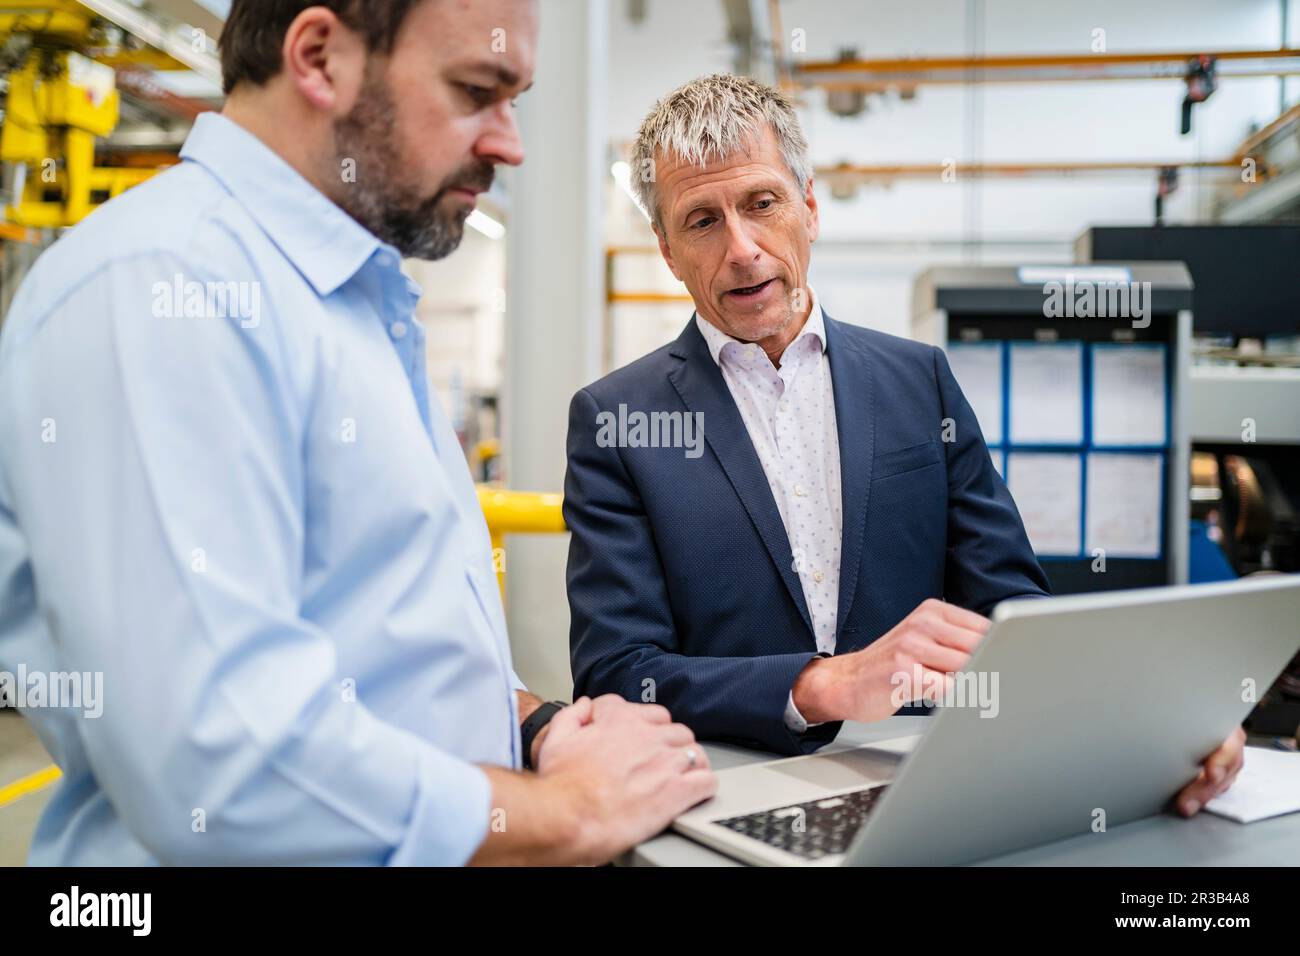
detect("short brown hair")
[220,0,424,94]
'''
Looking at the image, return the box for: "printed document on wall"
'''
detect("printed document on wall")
[946,343,1003,445]
[1007,452,1082,556]
[1085,452,1163,558]
[1091,344,1167,447]
[1009,343,1083,445]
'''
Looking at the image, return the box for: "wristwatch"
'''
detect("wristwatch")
[520,700,567,770]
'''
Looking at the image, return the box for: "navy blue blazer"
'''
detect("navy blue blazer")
[564,313,1049,756]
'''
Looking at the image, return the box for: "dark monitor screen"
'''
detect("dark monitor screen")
[1077,226,1300,338]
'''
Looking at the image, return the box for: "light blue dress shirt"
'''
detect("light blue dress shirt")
[0,113,522,865]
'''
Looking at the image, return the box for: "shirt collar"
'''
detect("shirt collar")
[695,286,828,368]
[179,112,403,297]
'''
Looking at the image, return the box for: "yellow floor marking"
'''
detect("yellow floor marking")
[0,764,61,809]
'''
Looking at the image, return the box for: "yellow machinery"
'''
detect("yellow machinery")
[0,1,178,229]
[1,48,153,227]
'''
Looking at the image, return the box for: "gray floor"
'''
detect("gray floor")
[0,710,54,867]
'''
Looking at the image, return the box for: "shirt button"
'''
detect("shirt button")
[794,484,806,497]
[778,401,788,413]
[390,321,408,339]
[813,570,825,583]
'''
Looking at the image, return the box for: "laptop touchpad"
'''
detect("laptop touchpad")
[766,748,901,790]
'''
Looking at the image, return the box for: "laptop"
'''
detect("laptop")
[673,575,1300,866]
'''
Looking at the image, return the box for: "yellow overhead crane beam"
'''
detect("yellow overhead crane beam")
[0,4,86,40]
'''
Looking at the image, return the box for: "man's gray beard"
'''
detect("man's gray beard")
[331,77,466,261]
[749,300,796,341]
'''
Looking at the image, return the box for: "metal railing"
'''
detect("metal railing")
[475,486,567,597]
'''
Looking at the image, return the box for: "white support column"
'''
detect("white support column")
[502,0,607,700]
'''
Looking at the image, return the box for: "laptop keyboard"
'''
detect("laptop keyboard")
[713,785,889,861]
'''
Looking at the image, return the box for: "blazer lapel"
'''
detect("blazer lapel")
[666,319,815,642]
[823,314,875,635]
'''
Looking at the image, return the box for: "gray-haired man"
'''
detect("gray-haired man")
[565,73,1243,817]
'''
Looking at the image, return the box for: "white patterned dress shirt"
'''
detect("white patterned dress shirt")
[695,290,843,733]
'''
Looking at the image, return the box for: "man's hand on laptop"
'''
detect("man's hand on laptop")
[535,694,718,863]
[792,599,989,724]
[1175,726,1246,817]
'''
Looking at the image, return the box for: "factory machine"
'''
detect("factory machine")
[1078,226,1300,740]
[0,2,169,231]
[1077,226,1300,583]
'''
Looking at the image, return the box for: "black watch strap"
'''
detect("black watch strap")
[520,700,566,770]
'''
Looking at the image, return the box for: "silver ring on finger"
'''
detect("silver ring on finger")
[684,747,699,771]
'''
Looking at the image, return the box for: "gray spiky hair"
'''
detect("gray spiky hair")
[629,73,812,232]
